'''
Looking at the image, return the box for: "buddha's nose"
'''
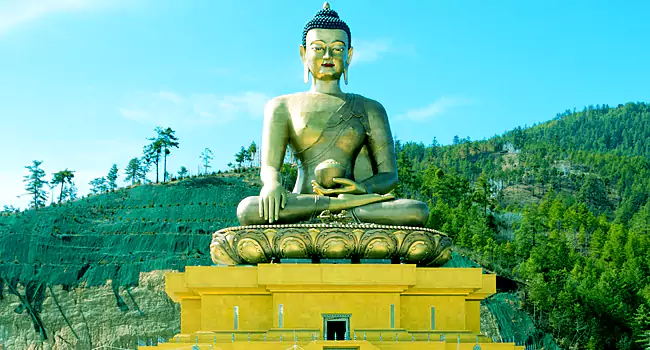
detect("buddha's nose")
[323,48,332,58]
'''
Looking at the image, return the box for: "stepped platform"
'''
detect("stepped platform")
[140,263,523,350]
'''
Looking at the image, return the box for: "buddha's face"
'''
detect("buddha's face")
[300,28,354,82]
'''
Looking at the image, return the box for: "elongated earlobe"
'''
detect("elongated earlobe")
[345,47,354,85]
[304,64,310,84]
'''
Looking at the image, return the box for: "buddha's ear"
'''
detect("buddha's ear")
[300,45,310,84]
[299,45,307,63]
[347,47,354,67]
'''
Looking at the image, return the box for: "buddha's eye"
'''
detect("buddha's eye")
[311,46,324,52]
[333,47,344,53]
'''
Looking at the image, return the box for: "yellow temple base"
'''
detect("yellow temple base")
[140,264,523,350]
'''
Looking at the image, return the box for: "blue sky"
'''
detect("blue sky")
[1,0,649,209]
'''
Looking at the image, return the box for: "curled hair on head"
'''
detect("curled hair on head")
[302,2,351,48]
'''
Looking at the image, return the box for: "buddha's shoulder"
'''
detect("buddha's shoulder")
[264,94,289,109]
[265,92,386,113]
[353,94,388,117]
[265,92,310,107]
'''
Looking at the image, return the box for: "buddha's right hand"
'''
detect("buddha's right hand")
[258,182,288,224]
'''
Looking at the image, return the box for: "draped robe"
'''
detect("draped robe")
[290,93,393,194]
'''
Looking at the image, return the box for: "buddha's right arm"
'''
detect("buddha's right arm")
[260,98,289,186]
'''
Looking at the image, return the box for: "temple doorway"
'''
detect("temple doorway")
[322,314,350,341]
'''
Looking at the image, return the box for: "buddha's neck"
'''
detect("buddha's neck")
[310,79,344,97]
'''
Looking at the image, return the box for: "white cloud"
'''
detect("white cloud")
[157,91,183,104]
[396,96,475,122]
[0,0,122,34]
[351,39,392,65]
[118,108,150,121]
[119,90,270,126]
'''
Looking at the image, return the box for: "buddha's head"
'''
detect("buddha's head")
[300,2,354,83]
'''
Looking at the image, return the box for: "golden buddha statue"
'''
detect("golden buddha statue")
[237,2,429,227]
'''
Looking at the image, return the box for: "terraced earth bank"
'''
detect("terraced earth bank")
[0,175,535,349]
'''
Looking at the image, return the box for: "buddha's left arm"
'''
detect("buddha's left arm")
[360,98,398,194]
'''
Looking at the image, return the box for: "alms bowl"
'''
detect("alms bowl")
[315,159,347,188]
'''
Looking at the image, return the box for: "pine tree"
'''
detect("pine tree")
[158,127,179,182]
[177,166,189,179]
[65,182,78,200]
[2,205,17,213]
[248,141,258,167]
[473,173,496,217]
[200,148,214,174]
[51,169,75,203]
[89,177,109,194]
[578,175,611,215]
[143,139,162,183]
[125,158,141,186]
[235,146,248,169]
[23,160,48,209]
[395,151,416,198]
[107,164,119,190]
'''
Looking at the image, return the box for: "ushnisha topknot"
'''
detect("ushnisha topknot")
[301,2,351,48]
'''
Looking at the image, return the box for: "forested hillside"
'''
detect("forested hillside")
[392,102,650,349]
[0,174,520,349]
[2,102,649,349]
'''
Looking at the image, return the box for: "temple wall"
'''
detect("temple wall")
[274,292,400,329]
[202,294,272,331]
[156,265,526,349]
[401,295,467,331]
[167,265,487,335]
[466,300,482,333]
[180,298,201,334]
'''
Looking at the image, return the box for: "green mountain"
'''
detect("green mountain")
[393,102,650,349]
[2,102,649,349]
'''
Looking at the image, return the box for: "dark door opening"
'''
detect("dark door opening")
[326,320,347,340]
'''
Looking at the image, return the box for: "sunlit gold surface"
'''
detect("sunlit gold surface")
[136,5,530,350]
[315,159,347,189]
[143,265,526,350]
[236,3,429,227]
[210,224,452,267]
[228,2,445,262]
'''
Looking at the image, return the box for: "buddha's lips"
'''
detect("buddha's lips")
[322,63,335,67]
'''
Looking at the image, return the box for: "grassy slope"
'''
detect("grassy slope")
[0,175,257,287]
[0,174,260,348]
[0,173,528,348]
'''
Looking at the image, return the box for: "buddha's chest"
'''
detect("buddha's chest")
[288,99,366,154]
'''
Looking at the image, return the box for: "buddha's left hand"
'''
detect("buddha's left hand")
[311,178,367,196]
